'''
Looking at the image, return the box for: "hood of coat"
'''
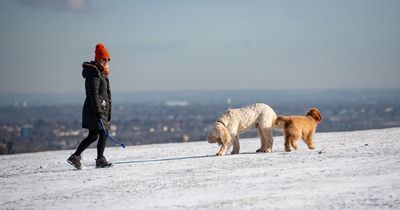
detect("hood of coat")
[82,61,105,79]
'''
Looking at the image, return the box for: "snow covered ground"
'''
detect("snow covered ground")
[1,128,400,209]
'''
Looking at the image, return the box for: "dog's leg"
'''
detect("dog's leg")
[217,143,231,156]
[256,127,273,153]
[216,127,232,156]
[262,127,274,153]
[304,131,316,150]
[291,139,299,150]
[256,127,267,153]
[284,130,298,152]
[231,135,240,154]
[284,135,292,152]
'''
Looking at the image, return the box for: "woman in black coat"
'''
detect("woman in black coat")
[67,43,113,169]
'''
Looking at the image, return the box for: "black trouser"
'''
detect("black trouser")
[74,129,106,158]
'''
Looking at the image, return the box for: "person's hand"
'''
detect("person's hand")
[106,121,111,131]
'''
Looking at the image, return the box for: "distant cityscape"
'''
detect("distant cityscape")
[1,89,400,155]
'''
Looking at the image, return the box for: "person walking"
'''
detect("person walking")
[67,43,113,169]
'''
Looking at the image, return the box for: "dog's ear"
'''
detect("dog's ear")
[219,126,232,145]
[307,108,323,124]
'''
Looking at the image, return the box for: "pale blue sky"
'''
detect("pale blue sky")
[0,0,399,94]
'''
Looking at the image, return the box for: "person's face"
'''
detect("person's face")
[100,58,110,68]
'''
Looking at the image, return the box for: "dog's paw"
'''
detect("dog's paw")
[256,148,271,153]
[231,151,239,155]
[216,152,224,156]
[308,145,316,149]
[285,147,292,152]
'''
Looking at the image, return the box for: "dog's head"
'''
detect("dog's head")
[207,123,230,145]
[306,108,323,125]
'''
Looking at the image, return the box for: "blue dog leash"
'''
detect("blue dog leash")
[99,119,126,148]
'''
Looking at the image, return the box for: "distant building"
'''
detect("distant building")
[166,101,189,107]
[21,125,33,138]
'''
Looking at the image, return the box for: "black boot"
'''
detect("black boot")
[67,154,82,170]
[96,156,113,168]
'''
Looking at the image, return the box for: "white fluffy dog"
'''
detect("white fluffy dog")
[208,103,277,156]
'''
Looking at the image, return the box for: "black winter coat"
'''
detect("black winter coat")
[81,61,111,130]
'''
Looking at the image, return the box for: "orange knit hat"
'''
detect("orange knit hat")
[95,43,111,61]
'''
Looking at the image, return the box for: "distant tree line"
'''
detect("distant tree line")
[1,98,400,155]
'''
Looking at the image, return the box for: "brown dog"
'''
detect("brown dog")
[274,108,323,152]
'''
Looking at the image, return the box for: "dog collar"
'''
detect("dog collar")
[216,120,227,128]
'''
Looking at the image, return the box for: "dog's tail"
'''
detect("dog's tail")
[273,116,291,129]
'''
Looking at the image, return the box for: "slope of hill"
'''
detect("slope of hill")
[1,128,400,209]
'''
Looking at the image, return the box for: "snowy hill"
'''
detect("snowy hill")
[1,128,400,209]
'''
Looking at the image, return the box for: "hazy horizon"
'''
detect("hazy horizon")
[1,88,400,107]
[1,0,399,94]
